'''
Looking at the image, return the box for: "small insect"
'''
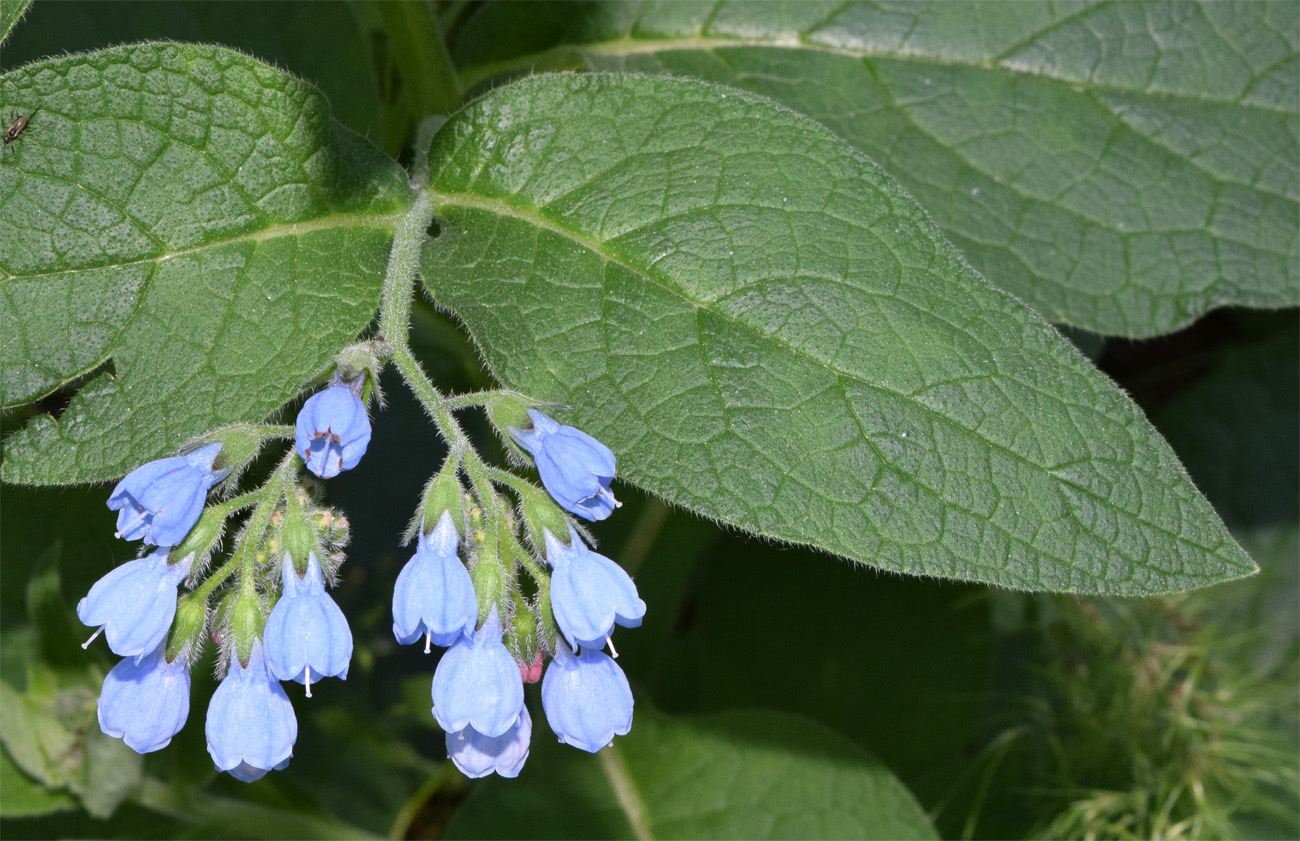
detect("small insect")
[4,110,34,146]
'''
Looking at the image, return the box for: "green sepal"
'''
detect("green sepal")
[507,589,539,668]
[333,340,386,404]
[191,423,286,488]
[483,391,545,462]
[166,593,208,663]
[172,508,226,571]
[468,519,505,622]
[517,482,571,556]
[229,584,266,668]
[418,458,466,537]
[280,488,317,575]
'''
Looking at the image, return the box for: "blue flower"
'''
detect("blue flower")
[78,548,192,659]
[206,640,297,783]
[446,706,532,779]
[107,442,223,546]
[263,553,353,695]
[296,385,371,479]
[431,608,524,739]
[97,642,191,754]
[544,526,645,652]
[511,409,618,521]
[541,642,633,753]
[393,512,478,650]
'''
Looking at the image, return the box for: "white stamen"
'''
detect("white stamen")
[606,635,619,658]
[81,626,104,649]
[424,631,432,654]
[305,666,313,698]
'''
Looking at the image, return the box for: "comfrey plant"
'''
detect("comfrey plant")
[6,9,1284,832]
[77,332,643,780]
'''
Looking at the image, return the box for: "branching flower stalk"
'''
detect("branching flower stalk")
[74,120,647,784]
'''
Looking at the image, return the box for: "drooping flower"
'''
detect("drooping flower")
[393,511,478,650]
[431,608,524,739]
[446,706,532,779]
[206,640,297,783]
[510,409,618,521]
[263,553,353,695]
[544,527,645,651]
[541,642,633,753]
[78,548,193,659]
[108,442,223,546]
[97,641,191,754]
[295,385,371,479]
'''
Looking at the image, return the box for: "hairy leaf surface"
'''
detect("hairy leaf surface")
[421,73,1253,594]
[0,43,409,484]
[452,0,1300,337]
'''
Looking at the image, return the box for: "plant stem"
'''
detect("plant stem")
[378,140,508,522]
[373,0,462,118]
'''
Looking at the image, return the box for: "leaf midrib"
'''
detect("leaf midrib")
[458,35,1297,116]
[0,213,403,283]
[429,188,1229,567]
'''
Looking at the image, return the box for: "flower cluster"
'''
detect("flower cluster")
[392,409,645,778]
[78,346,644,786]
[81,379,365,782]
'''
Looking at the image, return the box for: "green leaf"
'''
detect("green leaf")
[0,745,77,818]
[452,0,1300,338]
[447,707,938,840]
[0,42,409,485]
[0,0,32,47]
[420,72,1254,595]
[2,1,390,146]
[0,679,79,790]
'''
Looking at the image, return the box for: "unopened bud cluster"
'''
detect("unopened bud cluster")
[77,352,645,783]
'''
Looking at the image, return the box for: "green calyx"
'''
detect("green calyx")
[332,341,385,402]
[279,488,318,575]
[419,458,466,536]
[228,584,266,668]
[508,589,539,666]
[167,593,208,662]
[173,507,227,567]
[191,422,289,483]
[518,483,571,554]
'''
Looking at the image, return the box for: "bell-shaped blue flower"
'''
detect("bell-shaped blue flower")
[541,642,633,753]
[296,385,371,479]
[108,442,223,546]
[264,553,352,695]
[511,410,618,521]
[544,527,646,651]
[393,512,478,650]
[206,640,297,783]
[446,706,532,779]
[431,608,524,739]
[97,642,191,754]
[78,548,192,659]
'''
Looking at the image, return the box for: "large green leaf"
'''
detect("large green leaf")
[1,1,388,147]
[448,707,938,840]
[421,72,1253,595]
[451,0,1300,338]
[0,43,409,484]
